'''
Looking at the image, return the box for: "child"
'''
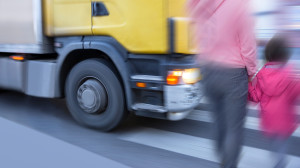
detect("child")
[248,36,299,168]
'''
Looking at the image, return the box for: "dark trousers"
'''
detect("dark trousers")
[202,66,248,168]
[268,135,288,168]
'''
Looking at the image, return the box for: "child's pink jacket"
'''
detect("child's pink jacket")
[248,62,299,137]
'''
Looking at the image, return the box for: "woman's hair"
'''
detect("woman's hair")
[265,35,290,62]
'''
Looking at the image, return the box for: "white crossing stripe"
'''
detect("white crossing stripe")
[187,110,300,138]
[248,104,300,115]
[119,127,300,168]
[200,99,300,115]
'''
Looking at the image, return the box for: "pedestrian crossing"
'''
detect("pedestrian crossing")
[187,110,300,138]
[119,127,300,168]
[117,109,300,168]
[1,91,300,168]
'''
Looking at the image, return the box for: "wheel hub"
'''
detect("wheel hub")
[77,79,107,114]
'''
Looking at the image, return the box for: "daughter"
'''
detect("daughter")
[248,36,299,168]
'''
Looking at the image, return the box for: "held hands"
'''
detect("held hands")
[248,75,257,86]
[248,75,255,82]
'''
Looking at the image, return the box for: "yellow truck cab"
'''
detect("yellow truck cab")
[0,0,201,131]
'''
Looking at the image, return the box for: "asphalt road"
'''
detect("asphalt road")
[0,91,300,168]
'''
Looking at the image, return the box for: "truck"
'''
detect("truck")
[0,0,201,131]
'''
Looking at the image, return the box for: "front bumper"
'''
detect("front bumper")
[132,82,202,121]
[164,82,201,120]
[130,53,202,120]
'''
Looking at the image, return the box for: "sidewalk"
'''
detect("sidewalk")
[0,117,130,168]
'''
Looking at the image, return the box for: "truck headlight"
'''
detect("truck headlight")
[167,68,201,85]
[182,68,201,84]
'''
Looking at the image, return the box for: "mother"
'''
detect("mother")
[187,0,257,167]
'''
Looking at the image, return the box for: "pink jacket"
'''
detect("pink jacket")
[187,0,257,76]
[248,62,299,137]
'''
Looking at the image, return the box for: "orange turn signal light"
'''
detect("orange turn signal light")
[167,74,179,85]
[136,82,146,88]
[10,55,25,61]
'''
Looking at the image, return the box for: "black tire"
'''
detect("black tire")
[65,58,126,131]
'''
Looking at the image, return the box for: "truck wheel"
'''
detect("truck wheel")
[65,59,126,131]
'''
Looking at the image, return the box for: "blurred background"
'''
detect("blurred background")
[253,0,300,60]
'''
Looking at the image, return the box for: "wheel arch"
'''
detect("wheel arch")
[55,36,132,110]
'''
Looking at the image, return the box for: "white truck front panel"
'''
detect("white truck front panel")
[0,0,54,53]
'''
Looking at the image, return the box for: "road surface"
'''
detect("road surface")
[0,91,299,168]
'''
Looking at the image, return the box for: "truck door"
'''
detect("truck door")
[91,0,169,54]
[44,0,93,36]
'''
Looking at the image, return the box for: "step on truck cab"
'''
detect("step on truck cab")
[0,0,201,131]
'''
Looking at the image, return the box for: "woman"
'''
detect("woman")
[187,0,257,167]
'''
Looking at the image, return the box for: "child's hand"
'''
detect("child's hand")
[248,76,253,82]
[249,75,255,82]
[249,76,257,86]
